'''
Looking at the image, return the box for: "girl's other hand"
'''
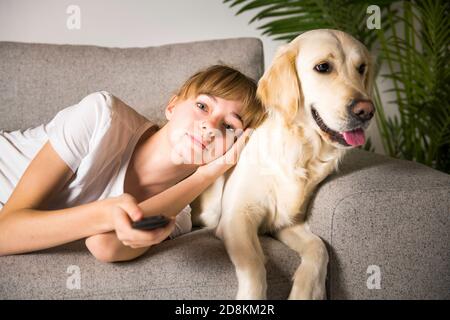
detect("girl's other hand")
[196,127,253,180]
[102,193,176,248]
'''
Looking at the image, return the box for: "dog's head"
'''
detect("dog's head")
[258,29,375,149]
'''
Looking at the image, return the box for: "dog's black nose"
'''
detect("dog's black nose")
[348,99,375,122]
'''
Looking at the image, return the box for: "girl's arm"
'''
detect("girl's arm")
[140,128,253,218]
[85,129,253,262]
[0,129,251,259]
[0,140,115,256]
[0,142,214,261]
[0,153,217,258]
[85,168,218,262]
[0,200,111,256]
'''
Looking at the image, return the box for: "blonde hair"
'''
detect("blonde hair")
[174,65,266,128]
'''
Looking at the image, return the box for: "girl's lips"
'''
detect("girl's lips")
[187,133,207,150]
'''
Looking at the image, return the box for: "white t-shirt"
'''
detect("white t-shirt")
[0,91,191,238]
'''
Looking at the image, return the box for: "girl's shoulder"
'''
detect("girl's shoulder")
[99,91,156,129]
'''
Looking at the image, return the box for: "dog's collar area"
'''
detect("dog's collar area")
[311,106,351,147]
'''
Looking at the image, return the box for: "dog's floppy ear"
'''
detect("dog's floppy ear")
[257,42,302,124]
[364,52,375,98]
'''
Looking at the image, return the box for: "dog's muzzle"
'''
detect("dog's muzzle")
[311,105,369,147]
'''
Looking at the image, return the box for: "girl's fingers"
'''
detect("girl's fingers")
[225,128,253,164]
[147,217,176,241]
[114,209,136,243]
[124,224,174,248]
[117,211,176,246]
[117,199,144,222]
[236,128,253,151]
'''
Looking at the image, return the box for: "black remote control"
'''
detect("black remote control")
[132,215,170,231]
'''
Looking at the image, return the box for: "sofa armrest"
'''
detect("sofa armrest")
[307,148,450,299]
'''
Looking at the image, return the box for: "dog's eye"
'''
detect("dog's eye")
[358,64,366,75]
[314,63,331,73]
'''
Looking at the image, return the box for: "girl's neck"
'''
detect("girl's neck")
[126,124,198,197]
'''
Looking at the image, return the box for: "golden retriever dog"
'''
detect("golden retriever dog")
[191,29,375,299]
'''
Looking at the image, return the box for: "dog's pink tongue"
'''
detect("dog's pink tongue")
[342,128,365,146]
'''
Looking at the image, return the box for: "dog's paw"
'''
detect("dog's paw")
[288,283,326,300]
[288,275,326,300]
[235,278,267,300]
[236,289,267,300]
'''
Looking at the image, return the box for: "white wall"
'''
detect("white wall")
[0,0,285,68]
[0,0,387,154]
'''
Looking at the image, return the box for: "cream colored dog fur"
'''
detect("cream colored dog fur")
[191,29,375,300]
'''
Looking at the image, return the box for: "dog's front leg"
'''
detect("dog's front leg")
[274,222,329,300]
[219,212,267,300]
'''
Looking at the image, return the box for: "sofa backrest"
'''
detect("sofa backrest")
[0,38,264,131]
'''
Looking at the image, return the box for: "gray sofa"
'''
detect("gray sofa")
[0,38,449,300]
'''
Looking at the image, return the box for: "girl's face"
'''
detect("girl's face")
[165,94,245,165]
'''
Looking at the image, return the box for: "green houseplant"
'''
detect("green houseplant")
[224,0,450,173]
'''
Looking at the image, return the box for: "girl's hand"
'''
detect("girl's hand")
[102,194,176,248]
[196,128,253,180]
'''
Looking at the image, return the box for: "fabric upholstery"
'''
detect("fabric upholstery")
[1,39,449,299]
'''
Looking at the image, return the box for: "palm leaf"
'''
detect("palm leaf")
[224,0,450,173]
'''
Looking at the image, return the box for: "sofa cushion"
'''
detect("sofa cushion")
[308,148,450,299]
[0,228,300,299]
[0,38,264,131]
